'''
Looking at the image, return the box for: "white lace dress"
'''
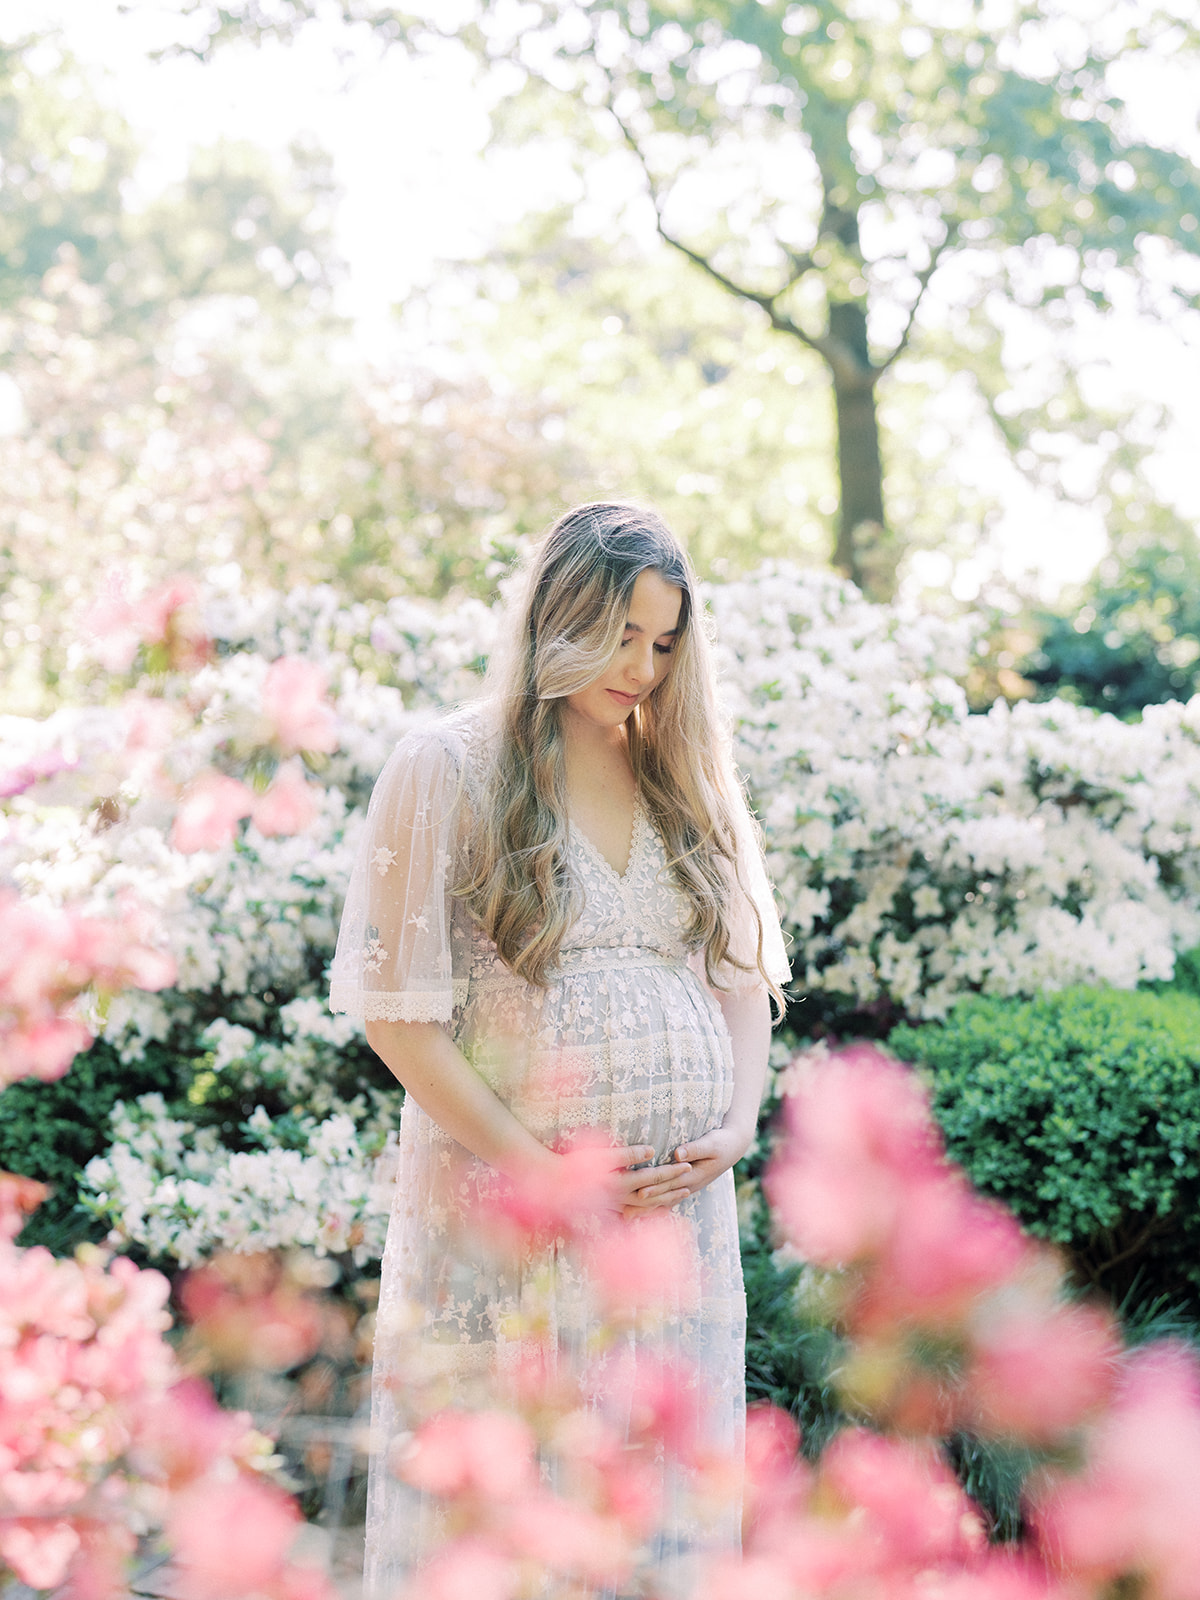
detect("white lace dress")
[329,710,790,1597]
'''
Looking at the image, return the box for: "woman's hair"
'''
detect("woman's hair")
[459,501,783,1010]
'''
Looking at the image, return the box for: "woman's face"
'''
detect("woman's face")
[563,568,683,731]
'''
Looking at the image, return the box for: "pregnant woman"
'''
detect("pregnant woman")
[330,502,789,1596]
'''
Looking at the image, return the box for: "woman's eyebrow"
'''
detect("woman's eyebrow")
[623,621,680,637]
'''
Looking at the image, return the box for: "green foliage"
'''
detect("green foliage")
[741,1224,846,1457]
[890,988,1200,1307]
[0,1040,188,1253]
[1023,539,1200,717]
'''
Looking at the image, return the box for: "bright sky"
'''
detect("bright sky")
[13,0,1200,599]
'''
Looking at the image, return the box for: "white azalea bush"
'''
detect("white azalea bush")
[714,568,1200,1019]
[5,562,1200,1266]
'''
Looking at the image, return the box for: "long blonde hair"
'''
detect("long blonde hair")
[460,502,782,1009]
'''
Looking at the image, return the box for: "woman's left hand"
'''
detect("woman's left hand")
[670,1125,751,1197]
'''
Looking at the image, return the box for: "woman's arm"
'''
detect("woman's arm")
[366,1019,686,1208]
[654,983,773,1205]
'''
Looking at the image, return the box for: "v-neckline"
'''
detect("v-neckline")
[571,794,644,884]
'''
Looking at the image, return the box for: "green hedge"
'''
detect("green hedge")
[890,987,1200,1308]
[0,1039,188,1254]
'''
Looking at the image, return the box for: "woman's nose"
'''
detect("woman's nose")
[625,644,656,685]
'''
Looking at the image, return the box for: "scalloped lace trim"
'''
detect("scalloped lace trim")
[329,981,470,1022]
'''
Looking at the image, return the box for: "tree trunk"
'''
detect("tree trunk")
[827,301,892,601]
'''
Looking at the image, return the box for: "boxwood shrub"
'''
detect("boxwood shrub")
[890,987,1200,1308]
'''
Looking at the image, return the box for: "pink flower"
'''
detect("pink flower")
[398,1410,537,1502]
[0,1174,50,1241]
[504,1492,633,1584]
[84,575,207,673]
[858,1176,1030,1331]
[0,894,174,1087]
[1031,1341,1200,1595]
[261,658,338,755]
[171,772,255,853]
[586,1210,698,1317]
[966,1297,1118,1444]
[483,1135,630,1246]
[742,1404,810,1538]
[404,1537,518,1600]
[0,1518,81,1591]
[178,1255,324,1373]
[166,1476,299,1600]
[251,761,319,838]
[820,1429,984,1573]
[765,1045,944,1266]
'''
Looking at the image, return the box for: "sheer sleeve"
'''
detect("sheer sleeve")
[329,725,471,1022]
[710,799,792,996]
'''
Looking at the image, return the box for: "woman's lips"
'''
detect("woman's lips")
[607,689,639,706]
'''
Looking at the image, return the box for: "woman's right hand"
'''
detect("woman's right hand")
[605,1146,694,1215]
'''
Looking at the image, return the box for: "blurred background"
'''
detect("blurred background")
[6,0,1200,717]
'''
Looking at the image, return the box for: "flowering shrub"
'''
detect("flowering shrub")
[891,986,1200,1304]
[715,566,1200,1020]
[8,563,1200,1267]
[0,1176,336,1600]
[380,1043,1200,1600]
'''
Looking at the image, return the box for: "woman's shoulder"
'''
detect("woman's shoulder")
[382,701,498,790]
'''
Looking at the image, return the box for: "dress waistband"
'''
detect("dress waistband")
[470,945,689,989]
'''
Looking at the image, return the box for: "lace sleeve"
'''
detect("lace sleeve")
[329,724,471,1022]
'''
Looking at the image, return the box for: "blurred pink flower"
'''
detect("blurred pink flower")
[262,658,338,755]
[252,761,319,838]
[84,575,207,674]
[1032,1341,1200,1596]
[0,893,175,1087]
[398,1410,537,1503]
[0,1518,81,1591]
[179,1254,324,1373]
[586,1209,698,1317]
[404,1537,518,1600]
[170,771,254,853]
[485,1134,629,1246]
[742,1404,810,1538]
[765,1045,944,1266]
[166,1476,300,1600]
[859,1177,1030,1332]
[966,1297,1118,1443]
[820,1428,984,1573]
[504,1492,632,1584]
[0,747,75,800]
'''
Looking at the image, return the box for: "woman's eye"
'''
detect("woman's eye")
[654,644,674,656]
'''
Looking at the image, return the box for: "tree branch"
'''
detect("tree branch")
[607,100,840,368]
[877,225,958,372]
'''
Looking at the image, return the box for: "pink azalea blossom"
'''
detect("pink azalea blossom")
[170,771,255,853]
[166,1476,300,1600]
[261,658,338,755]
[251,761,319,838]
[586,1209,698,1317]
[503,1492,633,1584]
[403,1537,518,1600]
[765,1045,945,1266]
[966,1297,1119,1443]
[179,1254,324,1373]
[1031,1341,1200,1596]
[397,1410,537,1502]
[820,1428,985,1573]
[0,894,175,1087]
[83,575,207,673]
[0,1518,81,1591]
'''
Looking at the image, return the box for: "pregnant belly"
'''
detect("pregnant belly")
[458,955,734,1164]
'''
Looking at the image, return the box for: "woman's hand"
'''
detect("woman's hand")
[606,1147,693,1216]
[635,1124,751,1213]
